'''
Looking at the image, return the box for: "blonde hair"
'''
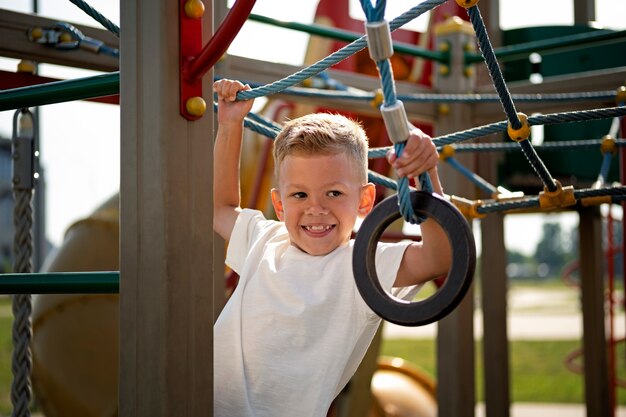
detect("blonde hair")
[273,113,369,183]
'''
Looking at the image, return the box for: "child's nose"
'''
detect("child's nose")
[305,198,328,216]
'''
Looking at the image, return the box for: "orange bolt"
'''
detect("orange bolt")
[184,0,205,19]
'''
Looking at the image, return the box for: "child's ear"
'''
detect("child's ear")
[358,183,376,217]
[271,188,285,221]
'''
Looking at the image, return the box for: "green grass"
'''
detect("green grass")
[0,294,623,412]
[381,338,626,404]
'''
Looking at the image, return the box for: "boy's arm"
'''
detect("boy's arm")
[386,129,452,287]
[213,80,254,241]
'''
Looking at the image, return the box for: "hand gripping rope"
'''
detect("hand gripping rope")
[351,0,476,326]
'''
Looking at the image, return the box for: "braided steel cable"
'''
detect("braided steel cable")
[518,139,558,192]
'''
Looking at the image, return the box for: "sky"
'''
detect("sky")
[0,0,625,256]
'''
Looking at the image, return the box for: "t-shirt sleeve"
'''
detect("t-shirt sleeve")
[374,241,423,302]
[225,209,270,274]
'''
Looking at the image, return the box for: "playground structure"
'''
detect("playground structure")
[1,1,626,417]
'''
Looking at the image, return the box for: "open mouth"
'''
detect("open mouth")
[302,224,335,233]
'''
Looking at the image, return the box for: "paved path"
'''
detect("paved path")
[384,286,625,340]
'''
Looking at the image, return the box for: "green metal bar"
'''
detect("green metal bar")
[466,29,626,64]
[0,271,119,294]
[0,72,119,111]
[249,13,448,63]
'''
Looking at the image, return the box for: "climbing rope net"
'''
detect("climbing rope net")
[227,0,626,222]
[4,0,626,412]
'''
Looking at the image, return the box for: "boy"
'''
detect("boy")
[213,79,451,417]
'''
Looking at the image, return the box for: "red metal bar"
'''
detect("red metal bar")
[187,0,257,81]
[179,0,204,120]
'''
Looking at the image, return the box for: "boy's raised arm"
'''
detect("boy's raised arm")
[387,128,452,287]
[213,80,255,241]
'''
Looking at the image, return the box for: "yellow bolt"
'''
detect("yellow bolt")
[438,65,450,76]
[438,42,450,53]
[464,66,474,78]
[17,60,36,74]
[438,103,450,116]
[30,27,43,40]
[184,0,205,19]
[456,0,479,8]
[186,96,206,117]
[463,42,475,52]
[616,86,626,105]
[507,113,531,142]
[439,144,455,161]
[370,89,384,109]
[59,32,73,43]
[301,78,313,88]
[600,135,617,155]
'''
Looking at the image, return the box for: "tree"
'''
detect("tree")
[534,221,571,278]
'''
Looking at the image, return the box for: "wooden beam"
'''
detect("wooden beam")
[119,0,214,416]
[0,8,119,72]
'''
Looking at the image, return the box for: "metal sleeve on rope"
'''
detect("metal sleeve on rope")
[381,100,410,144]
[365,20,394,61]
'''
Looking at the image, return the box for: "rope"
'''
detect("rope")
[226,78,616,103]
[236,0,448,101]
[10,108,35,417]
[450,138,626,153]
[11,191,33,417]
[433,107,626,146]
[68,0,120,37]
[466,5,520,129]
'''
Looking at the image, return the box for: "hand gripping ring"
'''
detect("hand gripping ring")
[353,191,476,326]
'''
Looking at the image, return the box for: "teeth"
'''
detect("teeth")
[305,225,332,232]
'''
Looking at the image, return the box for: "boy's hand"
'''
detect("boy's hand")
[386,127,439,178]
[214,79,255,125]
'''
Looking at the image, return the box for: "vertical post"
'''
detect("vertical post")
[479,211,510,417]
[578,207,610,417]
[119,0,214,416]
[573,0,595,25]
[433,17,476,417]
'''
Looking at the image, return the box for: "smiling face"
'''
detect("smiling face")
[271,152,375,256]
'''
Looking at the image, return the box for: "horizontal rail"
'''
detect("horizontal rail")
[249,13,448,63]
[0,271,119,294]
[466,29,626,63]
[0,72,119,111]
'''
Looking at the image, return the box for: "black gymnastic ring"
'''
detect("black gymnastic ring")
[352,191,476,326]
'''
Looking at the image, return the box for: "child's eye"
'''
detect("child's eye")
[327,190,342,197]
[291,192,307,199]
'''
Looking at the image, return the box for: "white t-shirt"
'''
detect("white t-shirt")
[214,209,417,417]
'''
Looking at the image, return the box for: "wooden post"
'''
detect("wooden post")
[119,0,214,416]
[434,17,477,417]
[479,211,510,417]
[578,207,610,417]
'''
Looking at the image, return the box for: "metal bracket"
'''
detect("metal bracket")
[179,0,204,121]
[11,109,37,191]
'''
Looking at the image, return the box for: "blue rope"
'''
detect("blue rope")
[446,157,497,196]
[597,152,613,185]
[237,0,448,101]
